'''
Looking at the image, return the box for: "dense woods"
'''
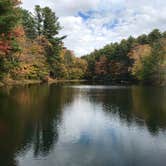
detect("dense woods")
[0,0,87,85]
[83,29,166,85]
[0,0,165,85]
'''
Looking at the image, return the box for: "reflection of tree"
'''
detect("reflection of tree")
[0,84,76,165]
[88,86,166,134]
[1,84,165,165]
[33,116,57,157]
[88,88,134,123]
[131,86,166,134]
[33,85,76,157]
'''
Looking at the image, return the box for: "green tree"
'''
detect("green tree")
[148,29,162,44]
[35,5,43,36]
[34,5,63,41]
[34,5,65,78]
[42,7,61,40]
[162,31,166,38]
[0,0,20,34]
[21,9,37,39]
[137,34,149,44]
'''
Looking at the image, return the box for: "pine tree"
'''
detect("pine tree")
[33,5,66,78]
[42,7,61,40]
[35,5,43,36]
[148,29,162,44]
[21,9,37,39]
[0,0,20,35]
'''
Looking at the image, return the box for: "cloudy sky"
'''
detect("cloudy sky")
[22,0,166,56]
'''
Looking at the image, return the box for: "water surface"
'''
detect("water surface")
[0,84,166,166]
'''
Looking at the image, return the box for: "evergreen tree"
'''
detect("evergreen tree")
[42,7,61,40]
[21,9,37,39]
[162,31,166,38]
[137,34,149,44]
[0,0,20,34]
[148,29,162,44]
[35,5,43,36]
[33,5,66,78]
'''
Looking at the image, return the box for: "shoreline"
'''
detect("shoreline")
[0,79,165,88]
[0,79,87,88]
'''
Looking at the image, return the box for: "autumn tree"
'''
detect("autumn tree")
[95,56,108,76]
[0,0,21,79]
[84,29,165,84]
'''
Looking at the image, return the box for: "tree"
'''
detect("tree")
[129,38,166,84]
[95,56,108,76]
[21,9,37,39]
[63,50,74,66]
[0,0,21,35]
[137,34,149,44]
[0,0,21,79]
[33,5,65,78]
[42,7,61,40]
[35,5,43,36]
[148,29,162,44]
[162,31,166,38]
[34,5,62,41]
[84,29,166,83]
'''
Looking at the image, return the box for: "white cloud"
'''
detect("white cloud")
[22,0,166,56]
[51,0,100,16]
[21,0,52,11]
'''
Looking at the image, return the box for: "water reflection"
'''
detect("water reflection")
[0,85,166,166]
[0,84,76,165]
[83,86,166,134]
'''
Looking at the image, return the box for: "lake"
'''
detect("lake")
[0,84,166,166]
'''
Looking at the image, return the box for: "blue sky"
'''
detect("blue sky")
[22,0,166,56]
[78,11,92,21]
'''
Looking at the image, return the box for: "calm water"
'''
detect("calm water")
[0,84,166,166]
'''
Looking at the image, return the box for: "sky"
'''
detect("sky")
[22,0,166,57]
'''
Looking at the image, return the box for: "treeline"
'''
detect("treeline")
[0,1,166,85]
[0,0,87,84]
[82,29,166,85]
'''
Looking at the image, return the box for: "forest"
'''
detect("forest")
[83,29,166,85]
[0,0,87,85]
[0,0,166,86]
